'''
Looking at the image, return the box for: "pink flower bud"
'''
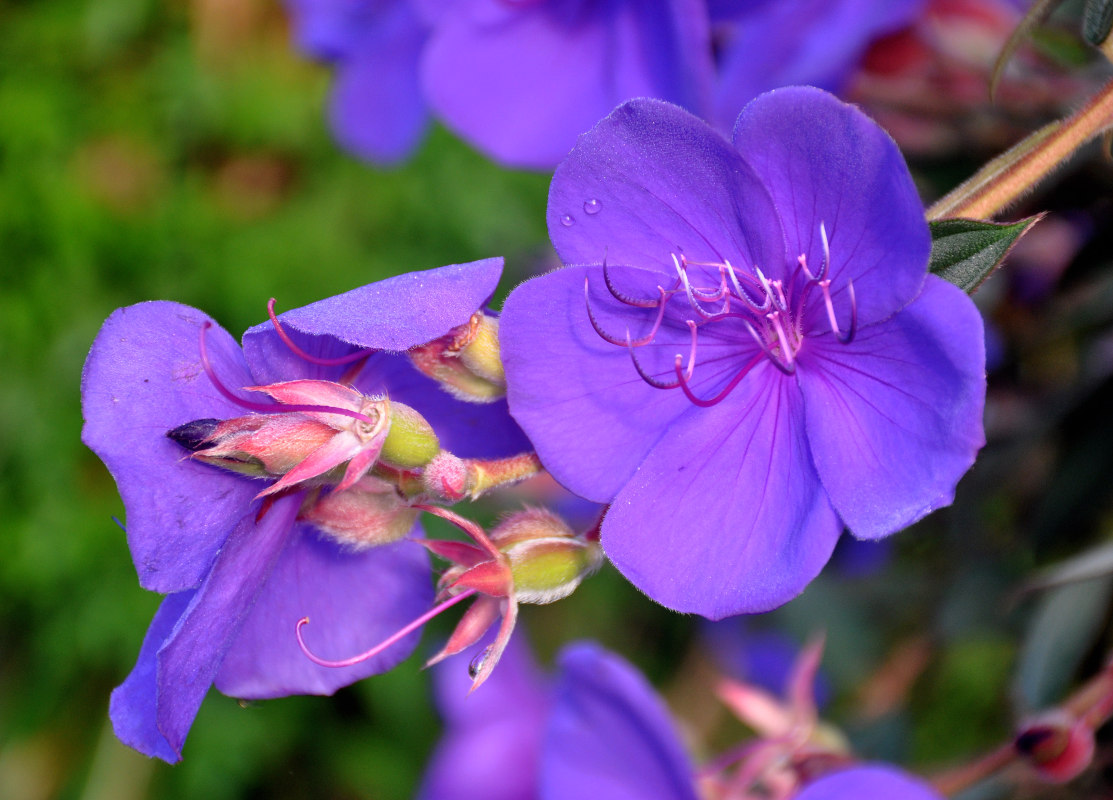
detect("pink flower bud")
[298,478,418,549]
[1015,711,1095,783]
[491,509,603,604]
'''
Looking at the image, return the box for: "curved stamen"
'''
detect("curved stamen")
[675,352,765,407]
[742,321,796,376]
[677,255,730,302]
[267,299,378,366]
[754,267,788,313]
[295,588,478,669]
[727,263,772,313]
[627,331,683,389]
[818,221,831,282]
[767,311,796,368]
[198,322,379,425]
[603,257,661,308]
[585,278,630,346]
[676,258,726,321]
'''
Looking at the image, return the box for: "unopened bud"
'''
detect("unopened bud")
[299,478,418,549]
[491,509,603,604]
[379,401,440,468]
[1015,711,1095,783]
[167,414,336,478]
[422,452,469,501]
[409,312,506,403]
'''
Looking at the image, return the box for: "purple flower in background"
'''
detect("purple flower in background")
[285,0,428,165]
[82,259,527,761]
[420,0,714,170]
[541,643,698,800]
[419,635,550,800]
[708,0,925,133]
[795,766,944,800]
[501,89,986,618]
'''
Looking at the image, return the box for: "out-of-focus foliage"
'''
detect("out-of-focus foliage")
[5,0,1113,798]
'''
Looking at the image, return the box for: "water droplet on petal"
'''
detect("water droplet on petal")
[468,645,493,679]
[559,214,575,227]
[583,198,601,215]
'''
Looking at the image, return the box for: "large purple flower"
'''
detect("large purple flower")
[501,89,985,618]
[82,259,527,761]
[794,766,944,800]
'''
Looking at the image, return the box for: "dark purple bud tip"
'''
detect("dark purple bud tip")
[167,419,222,452]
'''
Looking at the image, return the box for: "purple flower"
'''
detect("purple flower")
[82,259,527,761]
[541,643,698,800]
[709,0,925,133]
[420,0,714,170]
[418,634,550,800]
[501,88,986,618]
[795,766,944,800]
[285,0,428,165]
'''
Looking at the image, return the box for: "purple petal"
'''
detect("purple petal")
[796,765,943,800]
[799,276,985,540]
[327,0,429,165]
[501,266,696,502]
[242,259,504,356]
[547,98,785,280]
[731,87,930,327]
[81,301,260,593]
[540,643,697,800]
[421,0,714,170]
[418,635,549,800]
[284,0,376,60]
[603,364,841,618]
[109,591,195,763]
[110,497,299,762]
[712,0,925,131]
[215,526,432,698]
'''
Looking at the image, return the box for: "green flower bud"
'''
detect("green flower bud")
[380,400,440,468]
[491,509,603,604]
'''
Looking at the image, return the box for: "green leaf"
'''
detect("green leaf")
[929,214,1045,294]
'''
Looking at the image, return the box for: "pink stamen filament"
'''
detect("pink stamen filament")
[675,352,765,407]
[198,322,379,425]
[267,298,378,366]
[296,588,478,669]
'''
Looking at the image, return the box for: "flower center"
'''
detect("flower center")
[586,224,857,406]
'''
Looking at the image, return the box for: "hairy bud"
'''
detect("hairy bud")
[491,509,603,604]
[1015,711,1095,783]
[409,312,506,403]
[379,401,440,468]
[299,478,418,549]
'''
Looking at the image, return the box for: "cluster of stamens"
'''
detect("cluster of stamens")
[586,224,857,407]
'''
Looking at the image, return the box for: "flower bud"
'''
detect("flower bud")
[422,451,469,502]
[298,478,418,549]
[409,312,507,403]
[1015,711,1094,783]
[167,414,336,478]
[379,401,440,468]
[490,509,603,604]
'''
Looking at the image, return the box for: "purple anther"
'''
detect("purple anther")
[627,332,683,389]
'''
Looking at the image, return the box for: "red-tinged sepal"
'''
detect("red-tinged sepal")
[425,595,501,668]
[467,596,518,693]
[419,538,488,568]
[446,560,513,598]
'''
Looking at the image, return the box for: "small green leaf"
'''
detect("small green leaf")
[929,214,1045,294]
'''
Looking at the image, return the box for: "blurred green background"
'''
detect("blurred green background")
[5,1,1113,798]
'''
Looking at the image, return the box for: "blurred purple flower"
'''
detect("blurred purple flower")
[420,0,714,170]
[419,634,550,800]
[702,622,833,708]
[501,89,986,618]
[82,259,527,761]
[284,0,429,165]
[709,0,925,133]
[542,643,698,800]
[795,765,944,800]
